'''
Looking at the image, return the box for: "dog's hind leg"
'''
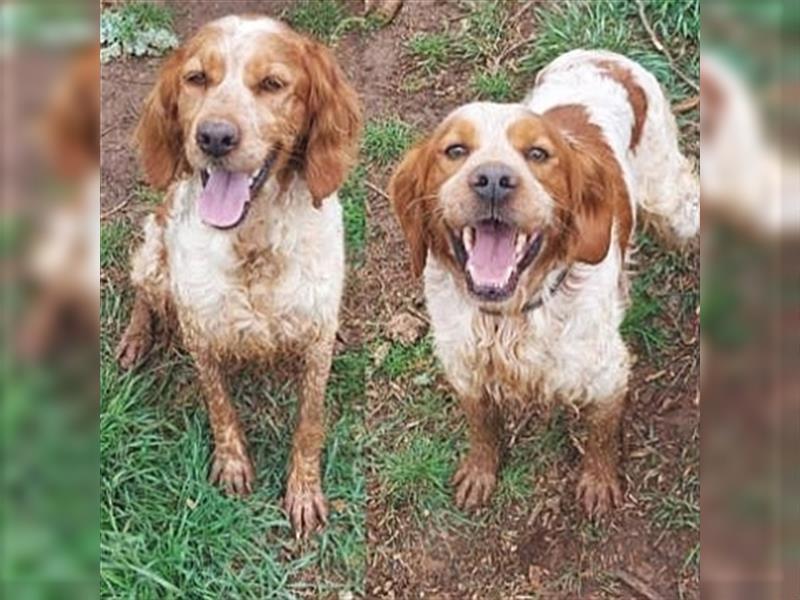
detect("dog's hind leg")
[633,99,700,246]
[116,292,156,369]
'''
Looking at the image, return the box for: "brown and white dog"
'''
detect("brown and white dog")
[389,50,698,516]
[116,16,360,536]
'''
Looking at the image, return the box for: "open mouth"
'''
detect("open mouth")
[449,219,543,301]
[198,150,277,229]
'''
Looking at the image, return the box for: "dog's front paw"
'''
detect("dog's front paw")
[210,449,254,497]
[452,453,498,510]
[284,476,328,538]
[115,325,152,370]
[576,466,622,518]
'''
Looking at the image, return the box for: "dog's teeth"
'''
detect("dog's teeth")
[515,232,528,256]
[462,227,474,253]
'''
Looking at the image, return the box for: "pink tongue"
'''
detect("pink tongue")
[198,170,250,228]
[467,222,517,287]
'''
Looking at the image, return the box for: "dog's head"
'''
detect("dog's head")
[135,15,361,228]
[389,102,627,308]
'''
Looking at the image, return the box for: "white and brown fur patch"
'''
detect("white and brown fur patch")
[390,49,699,516]
[117,15,360,537]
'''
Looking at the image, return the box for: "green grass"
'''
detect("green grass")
[101,335,368,597]
[362,118,415,168]
[100,219,132,272]
[621,271,667,357]
[100,1,178,63]
[621,230,698,357]
[134,184,163,206]
[285,0,346,43]
[522,0,698,101]
[287,0,385,43]
[493,450,534,509]
[647,432,699,535]
[2,355,98,595]
[101,368,301,598]
[379,434,454,513]
[339,164,368,259]
[406,32,454,75]
[457,0,506,63]
[405,2,508,75]
[471,69,514,101]
[379,337,433,379]
[101,219,367,596]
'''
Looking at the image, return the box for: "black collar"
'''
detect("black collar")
[479,268,569,317]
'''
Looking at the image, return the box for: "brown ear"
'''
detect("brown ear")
[388,144,431,278]
[567,148,616,264]
[133,49,186,190]
[302,39,362,206]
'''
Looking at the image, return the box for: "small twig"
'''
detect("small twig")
[100,197,130,220]
[492,1,535,68]
[508,407,538,447]
[494,33,536,68]
[100,123,118,138]
[612,569,666,600]
[501,0,534,33]
[365,180,390,201]
[673,95,700,113]
[635,0,699,94]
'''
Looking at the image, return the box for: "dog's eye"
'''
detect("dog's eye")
[526,147,549,162]
[260,76,285,93]
[445,144,469,160]
[185,71,207,86]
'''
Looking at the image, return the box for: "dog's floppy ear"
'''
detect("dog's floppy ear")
[388,142,432,278]
[134,48,186,190]
[566,145,619,264]
[301,39,361,206]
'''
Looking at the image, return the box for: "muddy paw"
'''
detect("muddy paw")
[284,477,328,538]
[452,455,497,510]
[115,327,152,370]
[576,467,622,518]
[210,449,254,497]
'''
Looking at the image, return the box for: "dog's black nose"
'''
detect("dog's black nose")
[196,120,240,157]
[469,162,519,204]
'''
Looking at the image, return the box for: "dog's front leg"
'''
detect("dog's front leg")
[576,393,624,518]
[284,331,335,537]
[195,349,254,496]
[453,393,503,510]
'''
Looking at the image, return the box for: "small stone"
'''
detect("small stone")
[528,564,547,589]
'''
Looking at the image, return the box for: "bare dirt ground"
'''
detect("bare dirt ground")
[101,1,699,598]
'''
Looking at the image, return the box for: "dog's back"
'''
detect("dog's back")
[528,49,699,244]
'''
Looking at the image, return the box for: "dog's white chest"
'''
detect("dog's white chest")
[425,258,630,406]
[163,179,345,352]
[167,214,240,326]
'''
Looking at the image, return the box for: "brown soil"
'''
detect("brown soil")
[101,1,700,598]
